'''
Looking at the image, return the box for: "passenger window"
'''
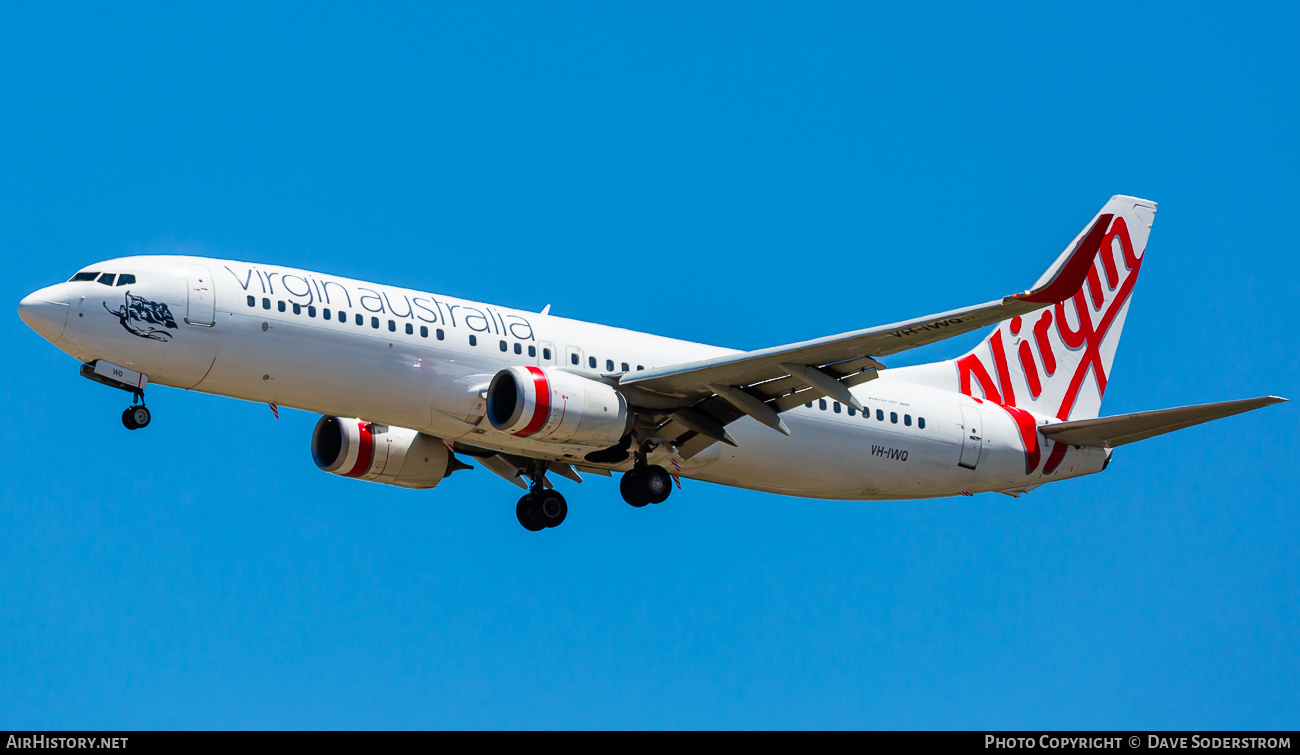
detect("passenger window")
[529,346,537,357]
[833,402,841,414]
[292,303,301,315]
[570,353,579,365]
[97,273,116,286]
[499,340,508,352]
[116,274,136,286]
[542,347,550,360]
[606,359,614,372]
[514,343,522,355]
[469,335,477,346]
[70,272,99,282]
[355,314,363,326]
[819,399,827,411]
[588,356,597,369]
[278,301,286,312]
[637,365,644,371]
[904,414,912,426]
[337,311,346,322]
[890,412,898,424]
[918,418,926,430]
[247,295,256,307]
[420,326,428,337]
[324,308,331,319]
[388,320,396,332]
[262,298,271,310]
[308,306,317,318]
[371,317,379,329]
[436,329,444,340]
[805,402,813,409]
[848,407,856,416]
[877,410,884,421]
[405,323,413,335]
[621,362,629,372]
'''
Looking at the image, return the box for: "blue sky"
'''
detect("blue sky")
[2,2,1297,729]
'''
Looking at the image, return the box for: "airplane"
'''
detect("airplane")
[17,195,1285,531]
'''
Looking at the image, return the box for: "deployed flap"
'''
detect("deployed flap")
[479,454,528,489]
[1038,396,1287,448]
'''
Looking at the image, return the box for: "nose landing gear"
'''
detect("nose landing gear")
[121,392,151,430]
[121,403,151,430]
[80,361,154,431]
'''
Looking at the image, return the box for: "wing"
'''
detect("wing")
[618,199,1123,458]
[1038,397,1287,448]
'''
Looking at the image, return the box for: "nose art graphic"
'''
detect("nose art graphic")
[103,291,179,341]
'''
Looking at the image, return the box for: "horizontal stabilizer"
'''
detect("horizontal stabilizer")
[1038,396,1287,448]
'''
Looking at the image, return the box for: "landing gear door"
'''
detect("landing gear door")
[183,263,216,327]
[958,405,982,470]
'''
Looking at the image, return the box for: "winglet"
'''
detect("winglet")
[1011,212,1113,305]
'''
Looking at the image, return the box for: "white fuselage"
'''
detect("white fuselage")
[25,255,1109,500]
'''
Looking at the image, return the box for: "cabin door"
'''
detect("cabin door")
[958,405,983,470]
[183,263,216,326]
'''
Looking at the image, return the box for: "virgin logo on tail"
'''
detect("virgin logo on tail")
[957,216,1144,475]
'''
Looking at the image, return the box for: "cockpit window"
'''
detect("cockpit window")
[69,271,138,285]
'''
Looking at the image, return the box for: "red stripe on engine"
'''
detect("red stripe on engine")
[344,420,375,477]
[517,366,551,436]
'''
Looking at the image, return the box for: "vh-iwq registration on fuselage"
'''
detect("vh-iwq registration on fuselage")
[18,196,1285,531]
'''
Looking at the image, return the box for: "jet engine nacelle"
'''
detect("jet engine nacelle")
[486,365,631,446]
[311,416,453,489]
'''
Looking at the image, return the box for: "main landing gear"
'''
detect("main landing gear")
[620,464,672,507]
[515,461,567,532]
[619,437,674,508]
[511,440,677,531]
[121,392,151,431]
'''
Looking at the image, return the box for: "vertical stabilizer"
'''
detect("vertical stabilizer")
[894,195,1157,423]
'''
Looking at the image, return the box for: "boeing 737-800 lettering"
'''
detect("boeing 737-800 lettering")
[18,196,1286,530]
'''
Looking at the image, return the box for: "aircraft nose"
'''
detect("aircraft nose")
[18,284,69,344]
